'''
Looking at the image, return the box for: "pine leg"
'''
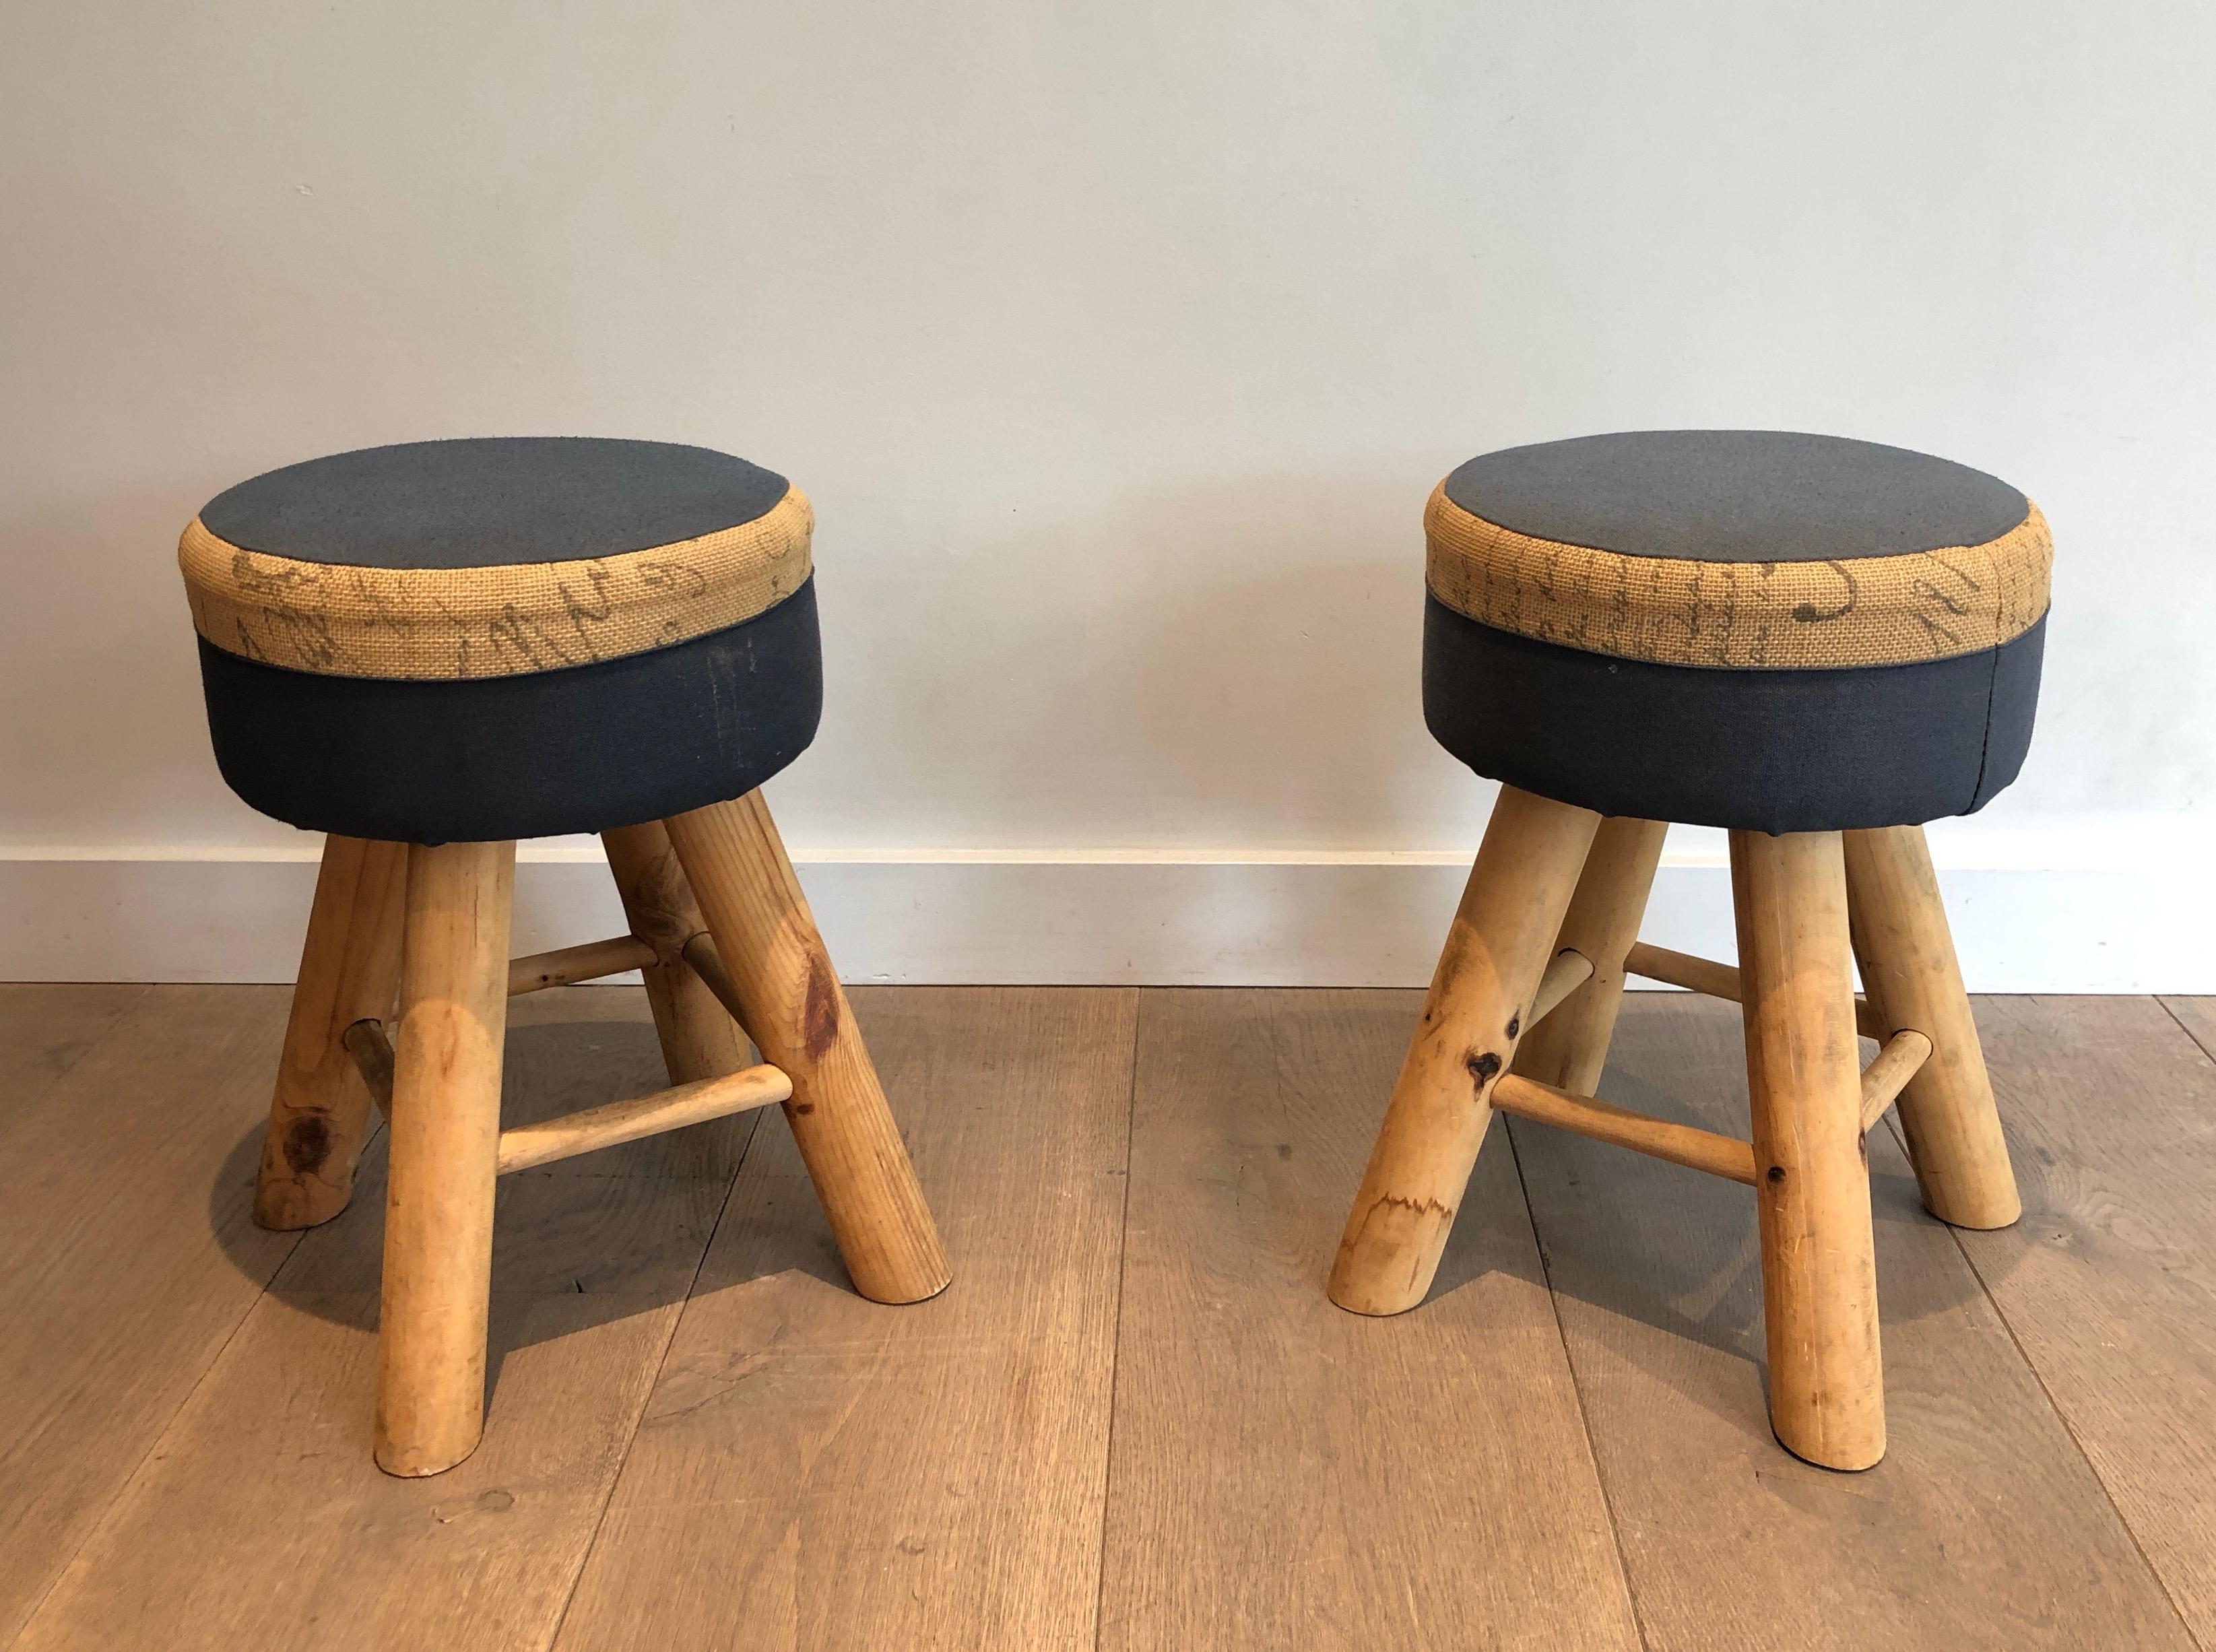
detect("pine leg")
[1329,787,1600,1315]
[1844,826,2021,1229]
[374,839,515,1478]
[602,820,756,1084]
[1732,828,1885,1471]
[1511,816,1668,1097]
[254,836,409,1230]
[664,792,950,1304]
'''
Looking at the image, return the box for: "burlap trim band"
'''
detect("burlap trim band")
[180,488,814,680]
[1425,484,2051,670]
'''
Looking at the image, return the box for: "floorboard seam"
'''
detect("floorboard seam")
[2157,997,2216,1067]
[7,1218,306,1649]
[1891,1107,2209,1652]
[538,1111,767,1652]
[12,1104,391,1643]
[1087,989,1146,1652]
[32,1028,405,1629]
[1500,1114,1655,1652]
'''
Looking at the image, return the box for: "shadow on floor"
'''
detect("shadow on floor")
[1461,994,2036,1442]
[205,1003,847,1401]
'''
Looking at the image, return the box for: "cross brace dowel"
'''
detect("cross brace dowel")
[1528,949,1597,1027]
[1858,1029,1932,1131]
[341,929,790,1177]
[1491,1072,1759,1184]
[1625,941,1888,1040]
[507,934,659,995]
[1492,982,1938,1183]
[494,1061,791,1172]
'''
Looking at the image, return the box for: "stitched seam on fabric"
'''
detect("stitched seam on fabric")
[1967,638,2005,812]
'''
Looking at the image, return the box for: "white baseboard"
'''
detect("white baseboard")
[0,844,2200,992]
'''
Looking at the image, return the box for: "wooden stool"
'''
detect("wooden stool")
[179,438,948,1476]
[1330,431,2051,1470]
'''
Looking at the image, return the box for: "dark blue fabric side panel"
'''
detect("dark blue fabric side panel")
[1967,617,2046,812]
[199,580,823,844]
[1421,597,2046,834]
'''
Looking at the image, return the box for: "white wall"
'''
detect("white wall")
[3,2,2211,986]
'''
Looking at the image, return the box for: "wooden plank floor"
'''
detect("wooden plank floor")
[1,983,2210,1651]
[1509,996,2196,1651]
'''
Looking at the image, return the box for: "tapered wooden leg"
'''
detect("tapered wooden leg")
[1732,829,1885,1470]
[374,840,515,1478]
[1330,787,1601,1316]
[1844,826,2021,1230]
[1511,816,1668,1097]
[602,821,756,1085]
[663,792,950,1304]
[254,836,410,1230]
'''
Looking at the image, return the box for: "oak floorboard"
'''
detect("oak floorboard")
[13,988,762,1652]
[0,983,148,1115]
[1509,993,2194,1651]
[1947,996,2216,1645]
[0,985,296,1643]
[1097,988,1641,1652]
[551,987,1139,1652]
[6,985,2210,1649]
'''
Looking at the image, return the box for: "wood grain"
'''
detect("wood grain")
[600,820,755,1086]
[0,983,147,1107]
[376,838,515,1476]
[1101,988,1641,1652]
[1627,941,1889,1041]
[1330,787,1599,1315]
[494,1061,789,1174]
[5,986,2211,1651]
[1513,815,1668,1096]
[2155,995,2216,1061]
[14,987,762,1652]
[507,935,657,995]
[1731,828,1884,1470]
[1845,827,2021,1228]
[1857,1030,1932,1131]
[1509,993,2194,1651]
[1490,1070,1756,1185]
[1528,948,1596,1026]
[667,793,948,1304]
[1949,995,2216,1645]
[253,835,408,1230]
[552,987,1137,1652]
[0,987,299,1644]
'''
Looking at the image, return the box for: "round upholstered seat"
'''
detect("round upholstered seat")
[1422,430,2051,832]
[181,437,822,842]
